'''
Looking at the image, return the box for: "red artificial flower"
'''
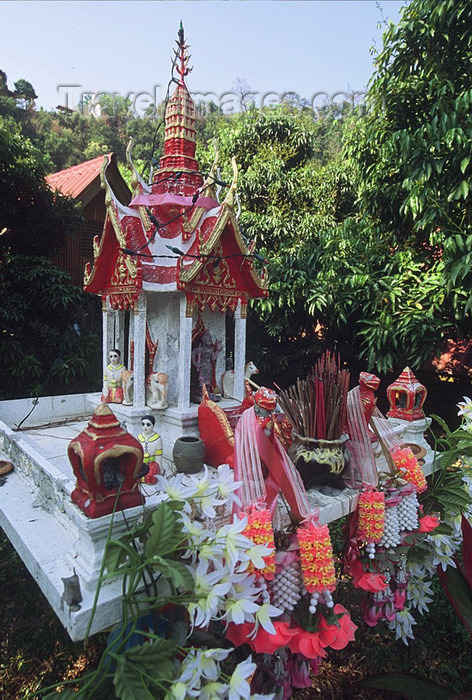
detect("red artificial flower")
[226,620,296,654]
[318,604,357,650]
[288,627,327,659]
[349,559,388,593]
[418,514,440,532]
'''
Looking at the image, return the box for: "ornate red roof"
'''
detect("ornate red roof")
[84,26,268,313]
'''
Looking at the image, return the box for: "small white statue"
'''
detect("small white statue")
[146,372,169,410]
[137,415,162,484]
[121,370,134,406]
[102,349,126,404]
[222,360,259,399]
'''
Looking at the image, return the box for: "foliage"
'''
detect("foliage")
[0,254,100,400]
[341,0,472,369]
[0,116,83,256]
[37,468,275,699]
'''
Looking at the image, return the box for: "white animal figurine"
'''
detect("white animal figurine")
[121,370,134,406]
[146,372,169,409]
[222,361,259,398]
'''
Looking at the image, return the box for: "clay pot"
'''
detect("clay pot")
[288,432,349,490]
[173,436,205,474]
[401,442,427,466]
[0,460,13,475]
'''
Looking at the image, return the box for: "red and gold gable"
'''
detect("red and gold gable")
[176,214,268,313]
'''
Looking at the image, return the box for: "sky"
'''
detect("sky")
[1,1,408,114]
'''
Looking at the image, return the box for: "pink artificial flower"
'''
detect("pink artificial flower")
[362,602,383,627]
[287,654,312,689]
[394,588,407,610]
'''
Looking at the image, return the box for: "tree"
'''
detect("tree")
[197,105,354,383]
[0,117,83,255]
[336,0,472,371]
[0,116,100,399]
[14,78,37,109]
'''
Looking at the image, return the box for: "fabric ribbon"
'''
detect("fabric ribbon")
[233,406,310,520]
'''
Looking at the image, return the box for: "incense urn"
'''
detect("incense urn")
[289,432,349,490]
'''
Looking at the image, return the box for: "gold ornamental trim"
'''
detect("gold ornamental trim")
[177,204,268,293]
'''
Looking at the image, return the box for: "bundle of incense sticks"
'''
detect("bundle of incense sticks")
[277,351,350,440]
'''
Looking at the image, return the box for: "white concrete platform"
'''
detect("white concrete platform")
[0,393,436,641]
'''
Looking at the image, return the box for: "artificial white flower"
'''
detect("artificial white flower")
[224,596,260,625]
[216,464,242,508]
[388,607,417,645]
[252,602,284,636]
[181,647,230,682]
[200,680,230,699]
[216,516,254,572]
[156,474,195,508]
[457,396,472,420]
[244,544,274,571]
[228,656,257,700]
[187,560,232,628]
[165,681,199,699]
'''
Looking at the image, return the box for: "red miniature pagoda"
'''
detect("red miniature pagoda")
[68,403,144,518]
[387,367,427,421]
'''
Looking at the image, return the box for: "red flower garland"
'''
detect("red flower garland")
[242,506,276,580]
[391,446,427,493]
[297,521,336,593]
[357,488,385,542]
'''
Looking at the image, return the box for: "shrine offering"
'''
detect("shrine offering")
[279,351,350,490]
[68,404,144,518]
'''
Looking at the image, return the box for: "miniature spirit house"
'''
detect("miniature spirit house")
[83,27,268,451]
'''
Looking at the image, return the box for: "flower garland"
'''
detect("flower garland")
[297,521,336,593]
[241,506,276,580]
[357,487,385,554]
[391,446,427,493]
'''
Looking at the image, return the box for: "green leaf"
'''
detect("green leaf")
[144,502,184,559]
[43,691,78,699]
[437,563,472,640]
[125,638,177,665]
[113,655,152,700]
[461,156,470,173]
[358,672,452,699]
[149,555,194,590]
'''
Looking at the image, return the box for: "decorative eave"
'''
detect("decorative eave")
[84,155,145,309]
[177,158,268,297]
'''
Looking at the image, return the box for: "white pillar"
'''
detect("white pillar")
[133,293,147,407]
[114,309,126,355]
[178,296,193,409]
[233,300,247,401]
[128,311,135,370]
[102,297,114,388]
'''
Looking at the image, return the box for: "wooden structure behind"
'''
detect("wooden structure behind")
[47,153,131,285]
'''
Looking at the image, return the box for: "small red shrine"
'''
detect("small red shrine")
[83,25,268,448]
[387,367,427,421]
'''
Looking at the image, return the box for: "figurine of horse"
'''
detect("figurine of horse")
[222,361,259,398]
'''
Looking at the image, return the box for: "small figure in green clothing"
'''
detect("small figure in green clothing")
[137,415,162,484]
